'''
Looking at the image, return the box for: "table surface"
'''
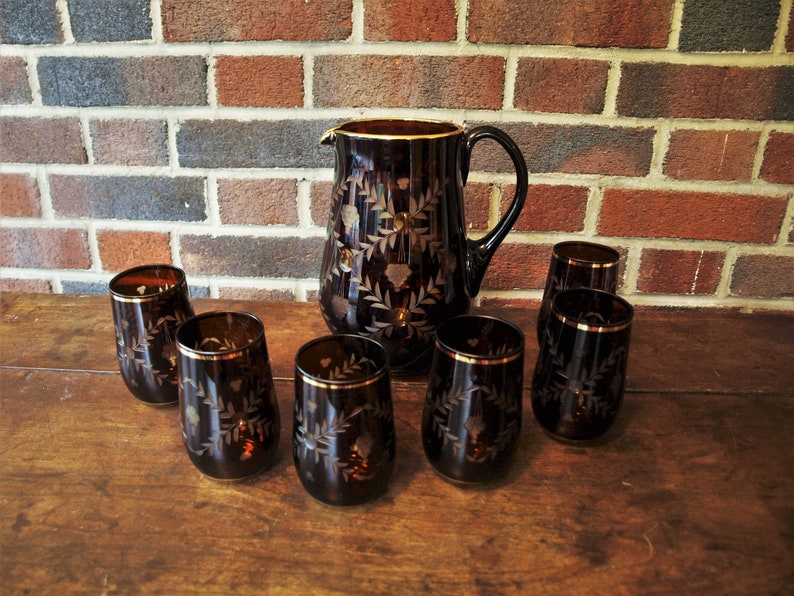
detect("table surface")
[1,292,793,594]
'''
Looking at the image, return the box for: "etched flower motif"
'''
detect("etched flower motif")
[340,204,359,233]
[385,263,412,287]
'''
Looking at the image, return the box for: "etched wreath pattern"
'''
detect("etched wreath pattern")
[294,395,393,483]
[535,327,626,420]
[181,368,277,459]
[321,173,446,344]
[427,376,520,464]
[116,308,191,387]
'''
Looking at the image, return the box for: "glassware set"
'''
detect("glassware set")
[108,119,633,505]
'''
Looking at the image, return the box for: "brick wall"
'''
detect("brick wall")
[1,0,792,310]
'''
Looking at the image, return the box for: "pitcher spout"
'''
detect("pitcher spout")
[319,127,337,146]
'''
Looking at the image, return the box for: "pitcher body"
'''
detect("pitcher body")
[319,119,527,373]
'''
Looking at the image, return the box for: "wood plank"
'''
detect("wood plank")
[1,368,792,593]
[3,292,794,394]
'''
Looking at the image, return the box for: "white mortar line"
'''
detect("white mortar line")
[621,244,642,293]
[582,187,603,235]
[751,126,772,181]
[602,60,621,117]
[717,246,739,298]
[351,0,365,43]
[4,38,792,67]
[773,0,792,54]
[205,174,221,226]
[456,0,469,43]
[649,121,672,179]
[205,54,218,108]
[25,55,43,107]
[296,179,315,229]
[303,54,315,109]
[668,0,686,51]
[79,114,95,165]
[37,165,55,220]
[502,48,518,111]
[150,0,164,43]
[55,0,74,44]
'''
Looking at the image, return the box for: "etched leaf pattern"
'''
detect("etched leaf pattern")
[321,173,447,346]
[536,331,627,420]
[181,370,276,457]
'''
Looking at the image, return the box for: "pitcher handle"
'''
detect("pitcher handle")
[461,126,528,297]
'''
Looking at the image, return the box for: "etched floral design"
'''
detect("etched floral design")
[319,163,454,369]
[320,351,376,381]
[116,310,189,387]
[536,331,627,421]
[359,270,444,340]
[181,372,277,458]
[427,376,519,464]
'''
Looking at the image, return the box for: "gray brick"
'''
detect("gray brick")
[468,122,654,177]
[0,0,61,44]
[69,0,152,42]
[177,119,336,168]
[38,57,207,107]
[50,175,207,221]
[679,0,780,52]
[180,235,324,278]
[61,280,107,295]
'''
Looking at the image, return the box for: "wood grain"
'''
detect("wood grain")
[1,293,793,593]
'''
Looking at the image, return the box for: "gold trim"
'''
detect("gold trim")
[299,371,385,390]
[436,342,523,366]
[557,257,619,269]
[177,344,249,361]
[556,314,632,333]
[325,118,464,141]
[111,289,183,304]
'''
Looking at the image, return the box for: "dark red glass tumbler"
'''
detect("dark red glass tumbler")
[177,311,280,481]
[421,315,524,485]
[110,264,194,406]
[293,335,396,506]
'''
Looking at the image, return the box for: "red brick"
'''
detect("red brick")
[0,117,86,164]
[215,56,304,108]
[505,185,588,233]
[313,55,504,109]
[637,248,723,295]
[0,173,41,217]
[0,228,90,269]
[618,64,793,120]
[760,132,794,184]
[90,119,168,166]
[665,129,760,181]
[162,0,352,42]
[731,254,794,298]
[462,182,493,231]
[217,287,296,301]
[468,0,673,48]
[310,181,334,227]
[97,230,172,272]
[0,278,52,293]
[598,189,787,244]
[469,122,654,177]
[514,58,609,114]
[481,243,553,290]
[0,57,31,104]
[364,0,456,41]
[217,179,299,226]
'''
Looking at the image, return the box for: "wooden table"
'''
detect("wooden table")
[1,292,793,594]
